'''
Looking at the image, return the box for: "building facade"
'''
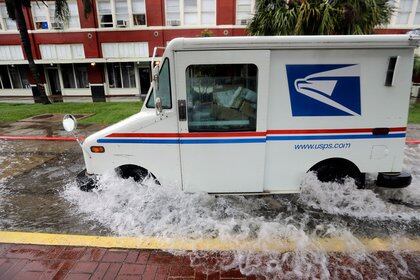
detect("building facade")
[0,0,416,102]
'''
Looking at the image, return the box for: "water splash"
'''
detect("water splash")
[62,146,420,279]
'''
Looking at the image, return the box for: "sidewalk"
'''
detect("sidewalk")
[0,243,418,280]
[0,243,253,280]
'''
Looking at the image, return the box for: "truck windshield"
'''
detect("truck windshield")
[146,58,172,109]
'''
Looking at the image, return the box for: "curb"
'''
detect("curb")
[0,135,419,144]
[0,135,84,141]
[406,139,420,144]
[0,231,418,253]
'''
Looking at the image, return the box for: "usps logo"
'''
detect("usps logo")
[286,64,361,116]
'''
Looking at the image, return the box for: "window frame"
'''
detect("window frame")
[0,65,29,90]
[61,64,89,89]
[106,62,137,89]
[0,4,17,31]
[388,0,420,28]
[146,58,172,109]
[31,0,81,30]
[165,0,217,26]
[235,0,255,26]
[97,0,147,29]
[184,63,259,133]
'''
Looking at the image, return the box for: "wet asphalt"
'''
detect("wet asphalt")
[0,135,419,238]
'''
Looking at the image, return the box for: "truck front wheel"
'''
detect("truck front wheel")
[115,165,158,185]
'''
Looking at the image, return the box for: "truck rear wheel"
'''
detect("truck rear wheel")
[310,158,364,188]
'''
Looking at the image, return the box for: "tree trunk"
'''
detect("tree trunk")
[14,0,50,104]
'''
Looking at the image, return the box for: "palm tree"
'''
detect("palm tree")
[248,0,394,36]
[5,0,92,104]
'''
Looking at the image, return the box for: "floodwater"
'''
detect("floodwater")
[0,140,419,279]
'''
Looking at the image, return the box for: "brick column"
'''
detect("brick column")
[78,0,98,28]
[146,0,165,26]
[217,0,236,25]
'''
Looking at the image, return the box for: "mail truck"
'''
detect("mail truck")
[66,35,417,193]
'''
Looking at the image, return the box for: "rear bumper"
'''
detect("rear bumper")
[376,172,412,188]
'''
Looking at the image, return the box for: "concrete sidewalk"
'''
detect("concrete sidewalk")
[0,242,419,280]
[0,243,255,280]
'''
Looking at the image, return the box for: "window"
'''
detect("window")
[68,2,81,28]
[32,1,80,30]
[107,62,136,88]
[414,2,420,25]
[184,0,198,25]
[146,58,171,109]
[165,0,215,26]
[0,65,29,90]
[396,0,413,24]
[166,0,180,25]
[236,0,254,25]
[61,64,89,89]
[132,0,146,25]
[98,0,147,28]
[115,0,129,27]
[33,4,49,29]
[98,0,113,27]
[201,0,215,24]
[0,4,17,31]
[185,64,258,132]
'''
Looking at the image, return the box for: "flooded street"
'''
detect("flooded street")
[0,138,419,279]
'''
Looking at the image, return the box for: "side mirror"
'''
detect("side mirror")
[63,114,77,132]
[152,65,159,91]
[155,97,163,114]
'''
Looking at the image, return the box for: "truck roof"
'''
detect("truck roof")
[166,35,419,52]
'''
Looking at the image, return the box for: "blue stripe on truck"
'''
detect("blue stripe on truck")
[97,133,406,144]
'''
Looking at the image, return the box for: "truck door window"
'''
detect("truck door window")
[186,64,258,132]
[146,58,172,109]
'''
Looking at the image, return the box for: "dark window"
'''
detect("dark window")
[0,65,29,89]
[385,56,398,87]
[100,15,113,27]
[146,58,172,109]
[133,14,146,25]
[185,64,258,132]
[9,66,23,88]
[62,64,89,89]
[107,63,136,88]
[75,65,89,88]
[0,66,11,89]
[62,64,76,88]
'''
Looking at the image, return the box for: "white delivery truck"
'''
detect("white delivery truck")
[64,35,417,193]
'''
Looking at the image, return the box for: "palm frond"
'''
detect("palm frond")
[248,0,394,36]
[54,0,70,24]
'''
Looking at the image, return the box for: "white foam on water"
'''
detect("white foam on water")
[298,173,419,221]
[62,146,420,279]
[374,145,420,206]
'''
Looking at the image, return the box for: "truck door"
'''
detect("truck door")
[175,50,270,193]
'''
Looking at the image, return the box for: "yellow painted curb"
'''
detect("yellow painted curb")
[0,231,418,253]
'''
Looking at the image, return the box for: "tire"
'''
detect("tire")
[313,163,364,188]
[115,165,150,183]
[76,169,98,192]
[376,172,412,188]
